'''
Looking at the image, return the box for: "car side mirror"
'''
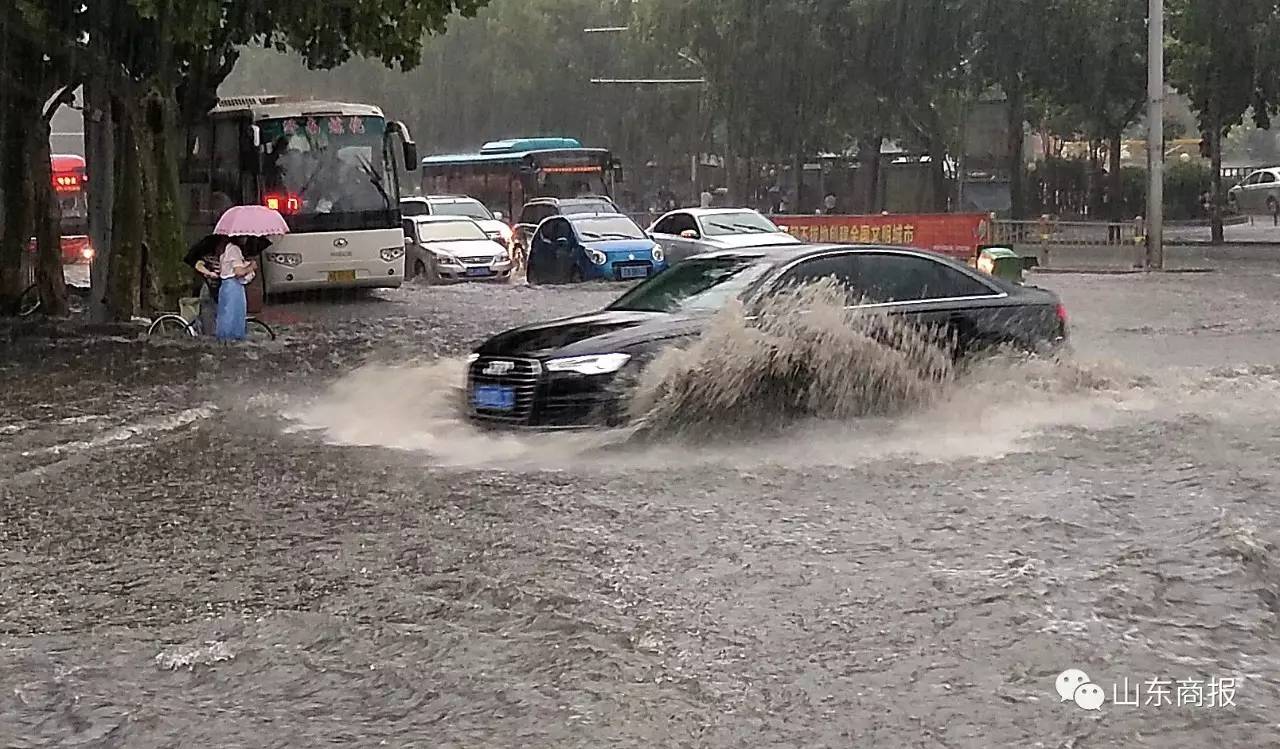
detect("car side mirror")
[404,236,413,246]
[680,229,699,239]
[494,211,504,221]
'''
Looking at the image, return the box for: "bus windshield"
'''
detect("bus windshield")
[259,115,391,215]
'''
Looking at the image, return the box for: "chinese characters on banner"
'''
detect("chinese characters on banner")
[769,213,991,262]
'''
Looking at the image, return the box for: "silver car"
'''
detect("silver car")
[647,208,801,265]
[402,215,513,283]
[1227,167,1280,215]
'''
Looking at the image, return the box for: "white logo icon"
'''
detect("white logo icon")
[1057,668,1105,711]
[1073,682,1106,711]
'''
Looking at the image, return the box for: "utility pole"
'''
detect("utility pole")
[1146,0,1164,269]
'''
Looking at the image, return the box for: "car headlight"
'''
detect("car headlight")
[545,353,631,375]
[266,252,302,267]
[651,244,665,263]
[586,248,607,266]
[380,247,405,262]
[467,353,481,364]
[436,252,460,265]
[494,251,509,263]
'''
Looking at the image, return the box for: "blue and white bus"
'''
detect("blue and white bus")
[420,137,621,222]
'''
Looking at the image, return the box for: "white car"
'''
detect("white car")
[402,215,513,283]
[400,195,514,246]
[647,207,801,265]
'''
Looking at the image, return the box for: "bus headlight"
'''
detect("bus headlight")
[266,252,302,267]
[546,353,631,375]
[651,244,665,263]
[380,247,405,262]
[586,248,607,266]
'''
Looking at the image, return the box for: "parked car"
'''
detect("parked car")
[526,213,667,284]
[1226,167,1280,215]
[402,215,513,283]
[648,207,801,265]
[464,244,1068,428]
[510,196,620,260]
[399,195,513,245]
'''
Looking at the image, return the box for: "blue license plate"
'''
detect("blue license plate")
[465,267,493,277]
[618,265,649,279]
[473,385,516,411]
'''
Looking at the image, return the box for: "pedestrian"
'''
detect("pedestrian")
[821,193,838,215]
[214,238,256,341]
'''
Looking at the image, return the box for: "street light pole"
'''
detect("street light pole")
[1147,0,1164,269]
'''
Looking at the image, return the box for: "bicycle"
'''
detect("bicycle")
[11,284,41,317]
[148,282,276,341]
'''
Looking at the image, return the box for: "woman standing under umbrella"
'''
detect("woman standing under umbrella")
[214,238,257,341]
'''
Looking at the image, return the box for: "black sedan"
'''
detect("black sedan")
[465,244,1068,429]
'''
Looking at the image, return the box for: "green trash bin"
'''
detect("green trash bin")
[976,246,1037,284]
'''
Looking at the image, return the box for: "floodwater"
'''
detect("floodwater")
[2,258,1280,747]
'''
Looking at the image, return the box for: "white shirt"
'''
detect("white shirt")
[219,243,254,284]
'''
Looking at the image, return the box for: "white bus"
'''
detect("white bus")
[180,95,418,294]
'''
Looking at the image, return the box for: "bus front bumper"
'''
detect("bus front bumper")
[263,261,404,293]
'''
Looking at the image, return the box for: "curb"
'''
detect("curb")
[1030,267,1216,275]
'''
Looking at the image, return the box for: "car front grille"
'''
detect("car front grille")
[461,256,494,265]
[467,357,542,424]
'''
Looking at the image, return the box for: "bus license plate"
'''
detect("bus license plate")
[473,385,516,411]
[328,270,357,282]
[619,265,649,280]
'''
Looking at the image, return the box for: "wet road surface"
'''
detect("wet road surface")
[3,259,1280,747]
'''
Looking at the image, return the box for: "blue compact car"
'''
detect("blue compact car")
[526,213,668,284]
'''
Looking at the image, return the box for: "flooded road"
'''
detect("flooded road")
[3,259,1280,747]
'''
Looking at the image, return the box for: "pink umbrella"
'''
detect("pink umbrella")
[213,205,291,237]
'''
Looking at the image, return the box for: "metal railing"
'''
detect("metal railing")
[986,217,1143,267]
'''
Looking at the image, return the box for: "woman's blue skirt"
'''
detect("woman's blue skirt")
[215,280,247,341]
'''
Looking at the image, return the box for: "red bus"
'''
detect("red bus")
[50,154,93,263]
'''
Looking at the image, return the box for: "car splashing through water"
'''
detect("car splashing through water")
[626,279,956,441]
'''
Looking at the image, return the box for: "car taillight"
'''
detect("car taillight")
[1056,303,1068,327]
[264,193,300,214]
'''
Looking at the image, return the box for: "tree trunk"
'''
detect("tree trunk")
[1209,95,1224,245]
[106,95,145,321]
[1108,131,1124,223]
[85,73,116,323]
[29,117,69,316]
[143,92,188,312]
[1006,79,1027,219]
[0,102,33,305]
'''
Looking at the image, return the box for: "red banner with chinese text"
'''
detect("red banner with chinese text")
[769,213,991,261]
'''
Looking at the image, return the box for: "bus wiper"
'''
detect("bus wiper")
[355,155,391,208]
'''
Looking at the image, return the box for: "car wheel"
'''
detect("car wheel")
[1267,196,1277,216]
[412,259,427,281]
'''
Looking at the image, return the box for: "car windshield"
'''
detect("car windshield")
[431,200,492,220]
[560,200,615,215]
[701,211,782,236]
[416,220,488,242]
[607,256,774,313]
[572,215,645,240]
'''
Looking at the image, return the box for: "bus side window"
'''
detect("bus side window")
[212,119,245,206]
[181,123,214,220]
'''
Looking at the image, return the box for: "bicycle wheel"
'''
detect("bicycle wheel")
[17,285,40,317]
[245,318,276,341]
[148,314,196,339]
